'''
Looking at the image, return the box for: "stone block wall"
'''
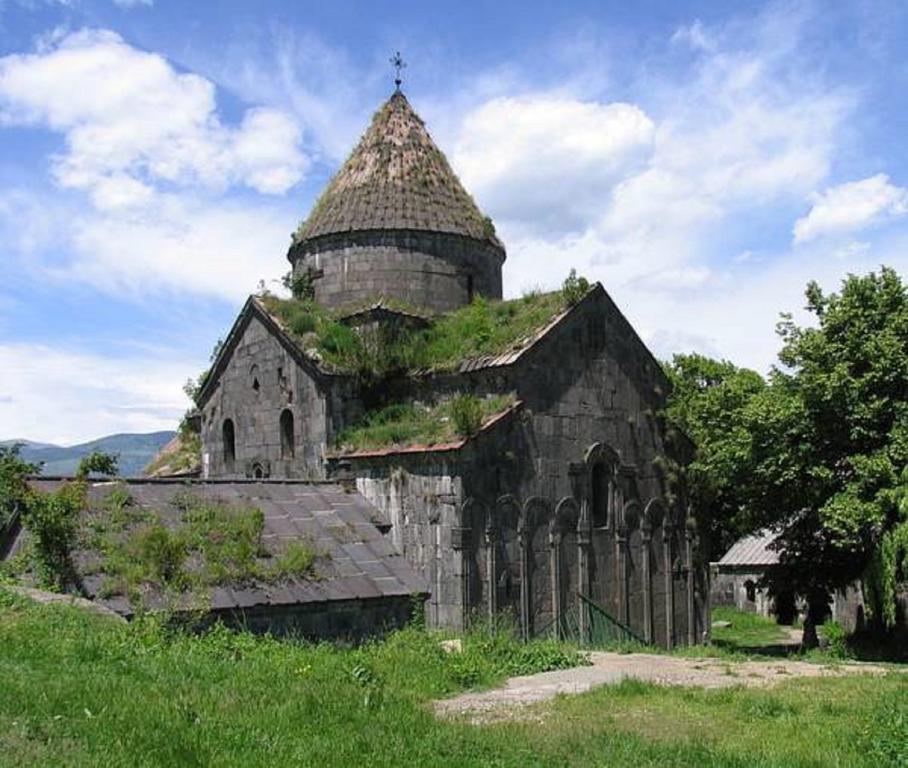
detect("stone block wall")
[200,315,329,479]
[213,595,416,642]
[291,230,504,313]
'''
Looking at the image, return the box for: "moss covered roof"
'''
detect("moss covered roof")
[256,288,573,377]
[293,91,501,247]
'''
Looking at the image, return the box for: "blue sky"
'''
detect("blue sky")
[1,0,906,444]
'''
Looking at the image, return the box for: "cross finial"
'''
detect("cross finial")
[390,51,406,91]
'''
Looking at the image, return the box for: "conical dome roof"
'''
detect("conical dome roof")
[293,91,500,247]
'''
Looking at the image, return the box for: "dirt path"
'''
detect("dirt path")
[435,651,891,721]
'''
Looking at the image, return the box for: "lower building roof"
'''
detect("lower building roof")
[15,478,427,618]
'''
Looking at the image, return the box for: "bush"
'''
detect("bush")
[822,620,850,659]
[22,483,84,589]
[450,394,483,437]
[562,268,591,306]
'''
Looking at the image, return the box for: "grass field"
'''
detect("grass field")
[1,589,906,767]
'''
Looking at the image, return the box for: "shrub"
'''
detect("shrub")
[22,483,84,589]
[450,394,483,437]
[0,444,39,528]
[562,268,591,306]
[133,524,187,586]
[822,620,849,659]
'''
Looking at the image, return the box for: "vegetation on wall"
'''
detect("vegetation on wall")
[258,280,581,378]
[87,489,321,608]
[334,394,516,453]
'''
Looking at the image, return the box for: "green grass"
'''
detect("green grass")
[709,606,792,650]
[334,394,516,453]
[259,289,570,376]
[1,589,906,767]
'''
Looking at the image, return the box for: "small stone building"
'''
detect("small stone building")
[712,529,879,632]
[195,89,710,647]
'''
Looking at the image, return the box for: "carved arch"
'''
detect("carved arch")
[584,442,621,529]
[552,496,579,535]
[519,496,551,536]
[621,499,642,531]
[642,498,666,532]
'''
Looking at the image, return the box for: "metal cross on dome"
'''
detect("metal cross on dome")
[390,51,406,91]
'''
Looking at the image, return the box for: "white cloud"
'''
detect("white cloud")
[459,7,852,374]
[112,0,152,7]
[0,342,192,444]
[793,174,908,243]
[454,97,654,231]
[671,20,716,53]
[0,29,307,208]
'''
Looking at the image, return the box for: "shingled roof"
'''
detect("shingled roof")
[14,479,427,619]
[293,91,501,247]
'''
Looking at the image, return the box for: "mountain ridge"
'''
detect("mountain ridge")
[1,431,177,477]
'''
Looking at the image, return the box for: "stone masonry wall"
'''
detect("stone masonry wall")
[332,289,708,646]
[200,315,329,480]
[292,230,504,313]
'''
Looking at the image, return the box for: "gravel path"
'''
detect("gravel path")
[434,651,891,721]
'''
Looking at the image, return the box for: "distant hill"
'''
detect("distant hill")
[1,432,177,477]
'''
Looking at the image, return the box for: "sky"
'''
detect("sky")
[0,0,907,444]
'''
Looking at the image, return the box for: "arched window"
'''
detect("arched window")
[222,419,236,472]
[591,463,609,528]
[280,409,295,459]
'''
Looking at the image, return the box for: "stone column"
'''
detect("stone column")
[616,525,628,625]
[663,524,675,648]
[570,462,590,645]
[518,525,531,641]
[451,525,471,631]
[550,528,563,640]
[485,523,498,625]
[686,521,696,647]
[642,524,653,644]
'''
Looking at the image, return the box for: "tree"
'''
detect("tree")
[0,444,40,528]
[665,267,908,645]
[662,354,768,559]
[757,267,908,643]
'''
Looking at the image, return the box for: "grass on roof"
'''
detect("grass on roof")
[334,394,516,454]
[258,288,570,377]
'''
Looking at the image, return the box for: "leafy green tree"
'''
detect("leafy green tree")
[0,444,40,528]
[665,267,907,645]
[76,451,119,480]
[663,354,768,559]
[757,267,908,642]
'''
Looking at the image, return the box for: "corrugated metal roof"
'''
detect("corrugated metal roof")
[716,528,781,567]
[21,479,427,617]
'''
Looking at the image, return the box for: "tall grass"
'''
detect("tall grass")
[1,589,905,767]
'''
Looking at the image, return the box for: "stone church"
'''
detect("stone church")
[194,89,709,647]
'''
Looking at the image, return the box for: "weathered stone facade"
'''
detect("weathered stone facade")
[196,89,710,646]
[290,230,504,313]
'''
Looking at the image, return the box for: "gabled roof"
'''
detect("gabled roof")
[716,528,781,568]
[196,296,329,408]
[199,283,673,406]
[19,479,428,618]
[292,91,501,249]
